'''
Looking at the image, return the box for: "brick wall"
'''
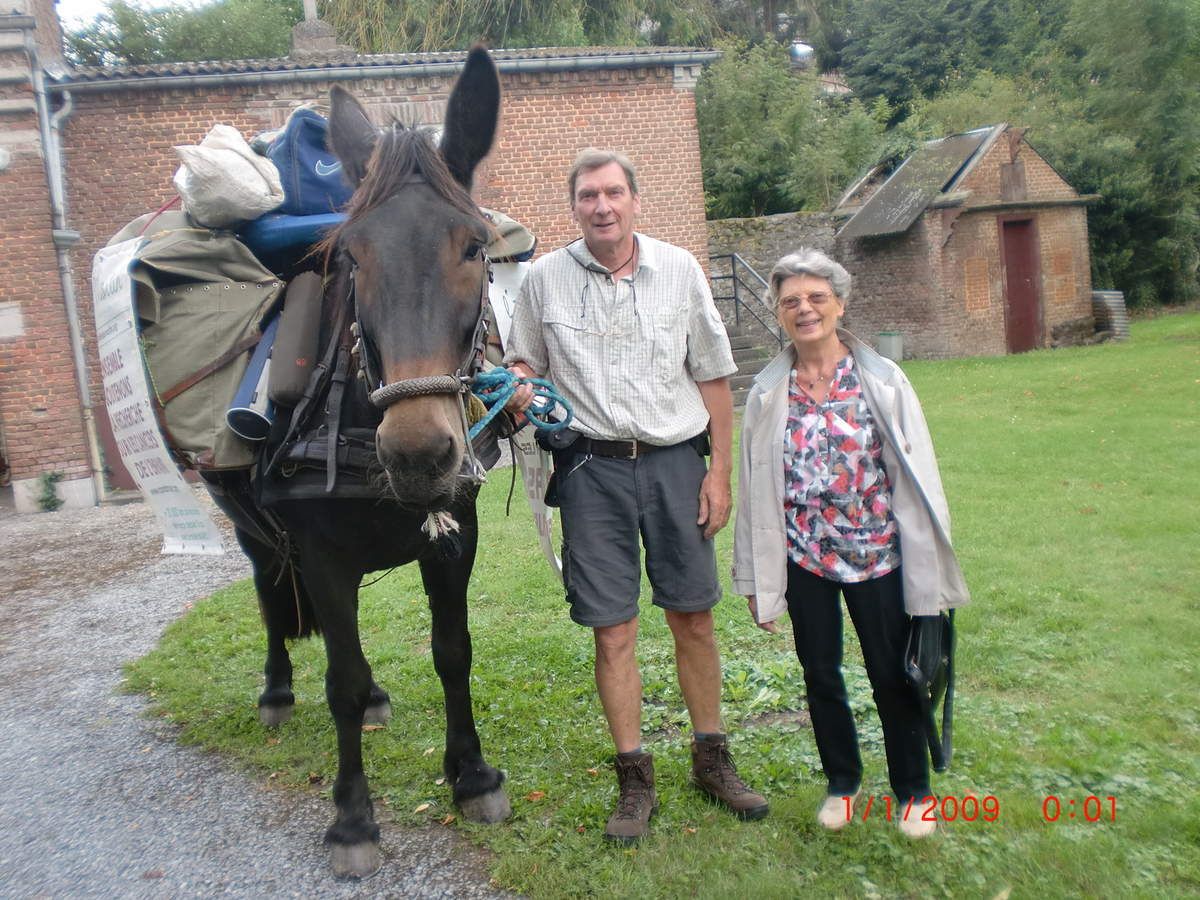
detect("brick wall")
[1,5,93,509]
[483,68,709,265]
[4,45,712,506]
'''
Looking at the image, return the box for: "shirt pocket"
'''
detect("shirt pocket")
[542,298,603,375]
[641,298,688,381]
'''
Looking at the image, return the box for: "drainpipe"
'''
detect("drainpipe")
[25,27,107,505]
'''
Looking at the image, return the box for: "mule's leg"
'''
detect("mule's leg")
[232,528,303,727]
[419,504,511,824]
[300,559,382,879]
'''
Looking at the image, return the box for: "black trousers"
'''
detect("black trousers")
[785,562,930,802]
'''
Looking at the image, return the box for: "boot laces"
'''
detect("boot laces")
[615,764,651,818]
[703,745,749,794]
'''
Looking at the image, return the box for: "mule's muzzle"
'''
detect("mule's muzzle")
[375,403,464,507]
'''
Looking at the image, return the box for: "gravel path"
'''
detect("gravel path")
[0,491,512,899]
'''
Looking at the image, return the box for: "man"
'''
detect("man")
[504,149,768,843]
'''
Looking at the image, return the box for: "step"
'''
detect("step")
[732,345,771,367]
[726,331,759,351]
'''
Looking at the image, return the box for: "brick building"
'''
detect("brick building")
[0,0,717,511]
[833,124,1096,359]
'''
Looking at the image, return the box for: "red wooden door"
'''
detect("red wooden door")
[1001,218,1042,353]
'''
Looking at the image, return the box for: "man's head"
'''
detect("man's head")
[568,149,641,256]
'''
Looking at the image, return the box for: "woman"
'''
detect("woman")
[732,248,969,838]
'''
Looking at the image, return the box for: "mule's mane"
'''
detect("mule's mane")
[319,125,484,261]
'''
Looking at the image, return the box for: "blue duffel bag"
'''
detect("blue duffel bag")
[267,107,355,216]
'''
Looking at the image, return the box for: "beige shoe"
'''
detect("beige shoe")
[898,801,937,838]
[816,790,862,831]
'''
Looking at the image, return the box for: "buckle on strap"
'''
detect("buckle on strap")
[586,438,648,460]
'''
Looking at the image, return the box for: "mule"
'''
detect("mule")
[202,46,511,879]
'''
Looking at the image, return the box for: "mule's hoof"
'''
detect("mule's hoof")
[458,788,511,823]
[363,701,392,726]
[258,704,293,728]
[329,841,381,879]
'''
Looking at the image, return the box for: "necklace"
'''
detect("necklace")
[608,244,636,275]
[801,367,830,391]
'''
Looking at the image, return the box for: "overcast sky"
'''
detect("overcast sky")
[55,0,206,28]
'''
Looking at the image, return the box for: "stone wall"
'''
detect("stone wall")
[709,132,1096,361]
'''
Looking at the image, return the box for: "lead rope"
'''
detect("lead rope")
[468,368,572,439]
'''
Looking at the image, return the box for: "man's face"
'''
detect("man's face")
[571,161,641,255]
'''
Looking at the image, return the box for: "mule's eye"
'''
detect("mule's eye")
[464,242,483,262]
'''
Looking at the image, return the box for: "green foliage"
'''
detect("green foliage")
[695,39,886,216]
[1060,0,1200,305]
[320,0,722,52]
[129,314,1200,896]
[36,471,64,512]
[839,0,1013,120]
[65,0,303,66]
[900,0,1200,305]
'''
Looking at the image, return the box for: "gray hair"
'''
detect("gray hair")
[567,148,639,205]
[768,248,852,308]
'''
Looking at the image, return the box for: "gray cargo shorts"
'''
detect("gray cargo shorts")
[553,438,722,627]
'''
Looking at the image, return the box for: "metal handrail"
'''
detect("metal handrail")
[710,253,784,349]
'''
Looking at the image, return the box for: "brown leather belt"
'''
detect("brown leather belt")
[575,436,668,460]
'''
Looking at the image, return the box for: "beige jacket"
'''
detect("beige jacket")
[732,329,970,623]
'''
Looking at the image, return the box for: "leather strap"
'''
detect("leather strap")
[324,344,351,492]
[159,332,261,405]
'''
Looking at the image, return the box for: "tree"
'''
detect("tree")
[696,39,886,217]
[905,0,1200,306]
[839,0,1015,120]
[65,0,303,66]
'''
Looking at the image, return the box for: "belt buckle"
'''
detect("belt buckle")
[624,440,638,460]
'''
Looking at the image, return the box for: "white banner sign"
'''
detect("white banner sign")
[93,239,225,555]
[489,261,561,582]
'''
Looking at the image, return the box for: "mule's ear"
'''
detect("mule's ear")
[440,45,500,190]
[328,85,379,188]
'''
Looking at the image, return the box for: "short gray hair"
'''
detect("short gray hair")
[768,248,851,308]
[567,148,639,205]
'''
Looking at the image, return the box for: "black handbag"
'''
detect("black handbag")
[903,610,956,773]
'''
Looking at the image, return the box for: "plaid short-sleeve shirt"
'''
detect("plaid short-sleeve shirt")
[503,234,736,445]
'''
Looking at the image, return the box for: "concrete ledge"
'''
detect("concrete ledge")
[11,474,97,514]
[0,97,36,114]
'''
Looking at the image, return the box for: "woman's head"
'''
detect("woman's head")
[769,249,850,351]
[768,248,851,308]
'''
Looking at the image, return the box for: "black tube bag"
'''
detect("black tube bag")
[903,610,956,772]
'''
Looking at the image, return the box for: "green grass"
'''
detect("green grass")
[127,313,1200,898]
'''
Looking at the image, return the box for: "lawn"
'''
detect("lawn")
[127,312,1200,898]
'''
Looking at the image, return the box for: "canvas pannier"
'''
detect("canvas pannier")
[107,210,285,469]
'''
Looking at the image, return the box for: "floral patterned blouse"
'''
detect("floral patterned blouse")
[783,354,901,583]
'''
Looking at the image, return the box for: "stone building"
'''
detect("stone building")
[832,124,1097,359]
[0,0,717,511]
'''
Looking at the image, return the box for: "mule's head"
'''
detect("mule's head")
[326,46,500,509]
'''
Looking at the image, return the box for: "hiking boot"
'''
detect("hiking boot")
[691,734,769,821]
[604,751,658,844]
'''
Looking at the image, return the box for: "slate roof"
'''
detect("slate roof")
[834,124,1005,240]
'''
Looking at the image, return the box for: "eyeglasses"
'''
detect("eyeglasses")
[778,292,834,310]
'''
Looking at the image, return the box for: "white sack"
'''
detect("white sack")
[173,124,285,228]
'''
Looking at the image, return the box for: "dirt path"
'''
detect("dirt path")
[0,491,512,899]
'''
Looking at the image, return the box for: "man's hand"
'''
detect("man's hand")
[504,362,536,414]
[746,595,779,634]
[696,467,731,540]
